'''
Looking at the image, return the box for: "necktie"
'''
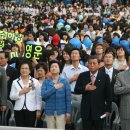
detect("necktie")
[91,74,95,84]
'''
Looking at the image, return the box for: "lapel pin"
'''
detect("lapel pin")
[98,80,100,82]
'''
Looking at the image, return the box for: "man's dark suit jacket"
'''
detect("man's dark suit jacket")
[74,70,112,120]
[0,67,7,105]
[100,67,120,106]
[6,65,18,99]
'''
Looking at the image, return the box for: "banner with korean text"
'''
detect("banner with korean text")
[24,44,46,60]
[0,31,23,42]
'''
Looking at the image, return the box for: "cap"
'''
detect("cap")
[52,34,60,46]
[56,23,64,30]
[65,25,71,32]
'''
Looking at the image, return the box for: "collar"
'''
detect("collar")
[70,64,81,70]
[3,64,8,70]
[105,67,113,73]
[90,71,98,77]
[48,76,62,85]
[19,75,32,81]
[17,75,33,88]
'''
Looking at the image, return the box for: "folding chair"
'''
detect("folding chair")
[71,100,82,130]
[0,100,15,126]
[104,102,120,130]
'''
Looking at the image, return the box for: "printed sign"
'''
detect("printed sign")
[0,31,23,42]
[9,52,19,59]
[0,40,5,48]
[24,44,46,60]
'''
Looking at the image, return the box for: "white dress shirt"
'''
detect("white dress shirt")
[61,64,88,92]
[10,76,42,111]
[105,67,113,82]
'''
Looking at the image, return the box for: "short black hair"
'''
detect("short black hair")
[116,46,127,54]
[113,33,120,38]
[36,62,48,74]
[71,48,82,57]
[49,60,62,74]
[105,47,116,58]
[0,51,9,58]
[46,44,53,49]
[88,55,100,64]
[18,60,32,74]
[28,31,35,38]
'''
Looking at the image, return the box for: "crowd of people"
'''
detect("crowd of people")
[0,1,130,130]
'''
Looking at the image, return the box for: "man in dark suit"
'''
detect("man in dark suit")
[0,66,7,112]
[75,55,112,130]
[100,51,120,106]
[0,51,18,125]
[0,51,18,100]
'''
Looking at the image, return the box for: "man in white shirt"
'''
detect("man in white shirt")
[61,48,88,101]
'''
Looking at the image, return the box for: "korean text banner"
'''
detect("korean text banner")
[0,40,5,48]
[24,44,46,60]
[0,31,23,42]
[9,52,19,59]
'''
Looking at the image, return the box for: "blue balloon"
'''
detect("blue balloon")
[26,41,35,45]
[102,18,109,24]
[58,19,65,24]
[83,38,92,48]
[97,38,103,44]
[78,15,83,21]
[69,38,81,49]
[120,40,130,52]
[112,37,120,45]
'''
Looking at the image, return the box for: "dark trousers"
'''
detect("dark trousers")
[14,110,36,127]
[82,118,104,130]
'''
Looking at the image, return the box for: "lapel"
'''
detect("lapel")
[17,78,23,88]
[6,66,9,74]
[112,69,116,78]
[102,67,105,73]
[111,69,117,84]
[103,67,115,84]
[88,71,92,83]
[94,71,101,86]
[17,76,33,89]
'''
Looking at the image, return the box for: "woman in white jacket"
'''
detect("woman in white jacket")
[10,60,42,127]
